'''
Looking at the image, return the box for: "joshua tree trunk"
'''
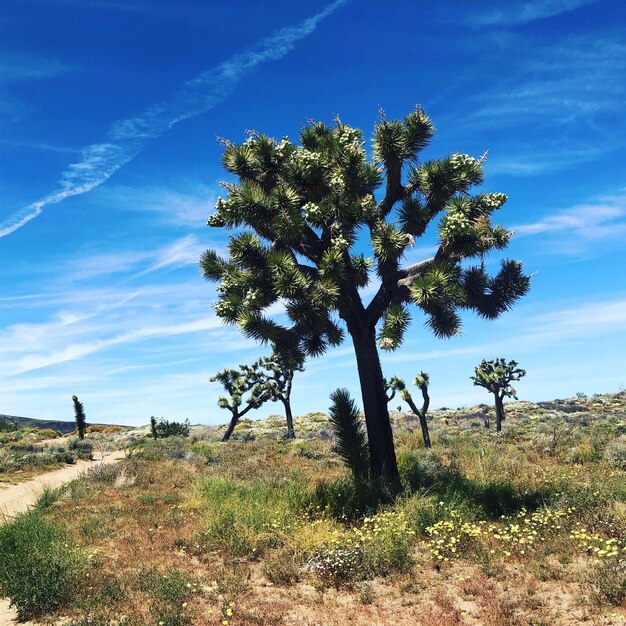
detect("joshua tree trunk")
[222,412,240,442]
[282,400,296,439]
[494,394,505,432]
[349,323,401,489]
[404,395,432,449]
[416,410,432,449]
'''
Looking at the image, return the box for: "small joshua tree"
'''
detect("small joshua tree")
[471,358,526,432]
[328,388,369,484]
[211,360,273,441]
[386,372,431,448]
[72,395,86,440]
[256,352,304,439]
[150,416,158,440]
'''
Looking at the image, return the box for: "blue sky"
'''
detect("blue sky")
[1,0,625,426]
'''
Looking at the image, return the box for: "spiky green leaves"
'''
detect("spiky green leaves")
[199,249,227,281]
[371,222,409,263]
[329,388,369,483]
[438,196,513,258]
[398,197,431,237]
[351,253,372,288]
[378,304,411,351]
[461,260,530,320]
[373,107,434,166]
[403,107,435,153]
[411,154,484,215]
[411,262,465,338]
[414,371,429,390]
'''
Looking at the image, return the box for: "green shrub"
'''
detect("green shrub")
[69,438,94,460]
[603,437,626,470]
[566,439,601,464]
[0,512,84,620]
[262,547,301,584]
[359,511,414,576]
[154,418,190,438]
[310,544,365,587]
[589,559,626,606]
[190,442,217,463]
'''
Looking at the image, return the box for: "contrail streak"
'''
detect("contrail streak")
[0,0,346,237]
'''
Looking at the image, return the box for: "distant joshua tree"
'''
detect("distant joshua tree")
[211,360,273,441]
[72,395,87,440]
[256,352,304,439]
[386,372,431,448]
[471,358,526,432]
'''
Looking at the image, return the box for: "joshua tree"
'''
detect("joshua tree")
[72,395,87,440]
[210,360,273,441]
[329,388,369,483]
[257,352,304,439]
[471,358,526,432]
[150,416,158,440]
[386,372,432,448]
[201,106,530,487]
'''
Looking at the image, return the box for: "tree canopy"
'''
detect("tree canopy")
[201,106,530,485]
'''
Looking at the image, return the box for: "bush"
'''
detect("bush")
[603,437,626,470]
[85,425,124,434]
[190,442,217,463]
[154,418,190,438]
[262,547,301,584]
[310,544,365,587]
[0,512,84,620]
[566,439,601,464]
[589,559,626,606]
[69,438,94,460]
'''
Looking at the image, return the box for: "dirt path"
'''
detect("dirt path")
[0,450,125,626]
[0,449,126,518]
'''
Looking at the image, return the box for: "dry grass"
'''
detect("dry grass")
[2,392,626,625]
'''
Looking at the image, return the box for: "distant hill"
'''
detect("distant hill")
[0,413,127,434]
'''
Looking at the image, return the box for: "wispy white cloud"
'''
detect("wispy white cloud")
[485,143,608,176]
[514,190,626,243]
[0,0,347,238]
[0,273,250,376]
[0,50,74,82]
[1,138,80,154]
[134,235,206,277]
[64,234,206,281]
[94,182,215,227]
[475,0,597,26]
[469,37,626,129]
[8,316,224,374]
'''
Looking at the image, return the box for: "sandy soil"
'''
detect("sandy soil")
[0,449,125,625]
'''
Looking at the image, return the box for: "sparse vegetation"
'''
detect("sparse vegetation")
[1,391,624,625]
[0,428,94,483]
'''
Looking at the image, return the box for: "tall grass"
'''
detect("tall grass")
[0,511,84,620]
